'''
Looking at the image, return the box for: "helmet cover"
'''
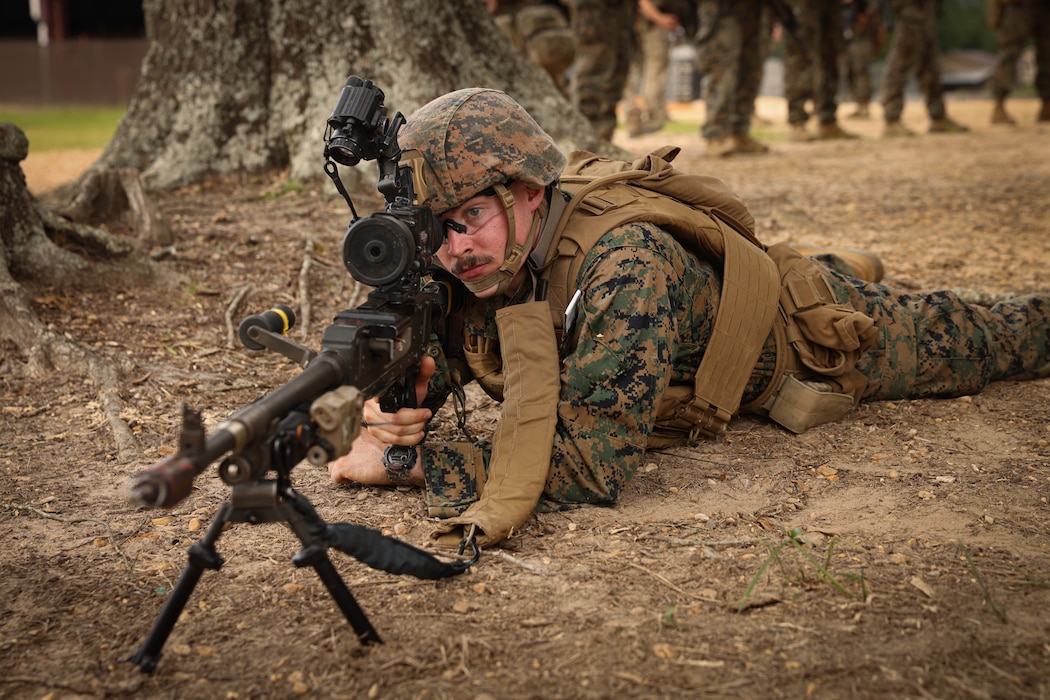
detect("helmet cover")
[400,88,566,214]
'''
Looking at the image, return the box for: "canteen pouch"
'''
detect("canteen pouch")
[765,375,855,434]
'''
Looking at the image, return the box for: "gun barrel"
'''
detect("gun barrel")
[127,352,348,508]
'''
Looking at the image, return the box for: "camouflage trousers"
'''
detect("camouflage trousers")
[842,31,877,106]
[830,273,1050,401]
[1038,0,1050,101]
[783,0,846,125]
[695,0,765,139]
[623,16,672,130]
[881,0,946,122]
[569,0,636,141]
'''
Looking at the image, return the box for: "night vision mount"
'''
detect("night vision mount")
[323,75,444,288]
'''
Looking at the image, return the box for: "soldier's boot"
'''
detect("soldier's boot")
[789,123,814,142]
[882,119,916,138]
[790,244,885,284]
[731,133,770,154]
[817,121,860,140]
[625,105,644,138]
[1038,101,1050,123]
[847,102,870,119]
[928,116,969,134]
[991,99,1016,125]
[705,137,737,158]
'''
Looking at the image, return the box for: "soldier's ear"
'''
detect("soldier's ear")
[521,184,545,212]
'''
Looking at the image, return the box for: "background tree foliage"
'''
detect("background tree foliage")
[938,0,998,53]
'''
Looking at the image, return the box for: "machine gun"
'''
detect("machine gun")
[125,76,476,674]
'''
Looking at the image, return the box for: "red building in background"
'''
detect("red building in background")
[0,0,146,105]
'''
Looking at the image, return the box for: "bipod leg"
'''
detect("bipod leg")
[279,492,382,645]
[129,502,232,673]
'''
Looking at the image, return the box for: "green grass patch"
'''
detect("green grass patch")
[0,106,124,151]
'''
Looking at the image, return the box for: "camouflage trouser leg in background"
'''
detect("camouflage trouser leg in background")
[828,272,1050,400]
[880,0,946,122]
[569,0,636,141]
[992,2,1031,100]
[1036,0,1050,103]
[783,0,845,125]
[695,0,765,139]
[843,32,876,106]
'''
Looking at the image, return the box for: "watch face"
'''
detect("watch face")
[384,445,416,470]
[383,445,417,485]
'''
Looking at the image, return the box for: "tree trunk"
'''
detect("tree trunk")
[1,123,153,460]
[0,124,157,293]
[93,0,615,190]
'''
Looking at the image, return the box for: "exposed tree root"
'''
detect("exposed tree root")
[0,122,156,463]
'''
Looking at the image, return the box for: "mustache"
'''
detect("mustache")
[451,255,494,275]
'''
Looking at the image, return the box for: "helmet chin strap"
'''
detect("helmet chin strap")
[460,183,547,297]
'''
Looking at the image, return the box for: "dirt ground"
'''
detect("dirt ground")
[3,95,1050,700]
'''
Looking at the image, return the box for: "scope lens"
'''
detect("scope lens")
[327,134,361,166]
[342,214,417,287]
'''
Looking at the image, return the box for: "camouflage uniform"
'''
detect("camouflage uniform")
[694,0,765,140]
[1037,0,1050,110]
[568,0,637,140]
[783,0,848,127]
[990,0,1050,113]
[421,222,1050,514]
[398,87,1046,523]
[841,1,885,113]
[880,0,948,123]
[622,4,674,135]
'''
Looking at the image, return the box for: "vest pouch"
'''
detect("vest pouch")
[464,331,505,401]
[650,384,696,448]
[765,374,855,434]
[765,243,878,404]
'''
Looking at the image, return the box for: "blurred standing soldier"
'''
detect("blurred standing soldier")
[488,1,577,97]
[782,0,859,141]
[988,0,1050,124]
[622,0,684,137]
[695,0,770,156]
[879,0,969,136]
[568,0,637,141]
[841,0,888,119]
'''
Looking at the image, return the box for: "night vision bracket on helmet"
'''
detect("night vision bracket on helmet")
[323,76,444,289]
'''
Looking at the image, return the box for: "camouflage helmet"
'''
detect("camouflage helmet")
[399,88,566,214]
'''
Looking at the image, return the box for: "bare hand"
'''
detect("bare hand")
[360,355,436,445]
[326,355,436,487]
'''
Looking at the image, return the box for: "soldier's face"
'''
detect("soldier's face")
[437,182,545,298]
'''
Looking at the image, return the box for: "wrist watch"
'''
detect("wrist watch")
[382,445,418,485]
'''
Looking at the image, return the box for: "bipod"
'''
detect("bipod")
[129,479,381,674]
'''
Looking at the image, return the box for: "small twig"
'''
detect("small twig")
[959,540,1007,621]
[225,284,252,348]
[344,278,364,309]
[488,549,551,574]
[639,534,763,548]
[0,676,94,694]
[627,562,714,601]
[299,240,313,340]
[1,403,51,418]
[210,382,257,393]
[1,502,132,570]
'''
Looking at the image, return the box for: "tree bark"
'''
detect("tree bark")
[1,123,150,460]
[92,0,616,190]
